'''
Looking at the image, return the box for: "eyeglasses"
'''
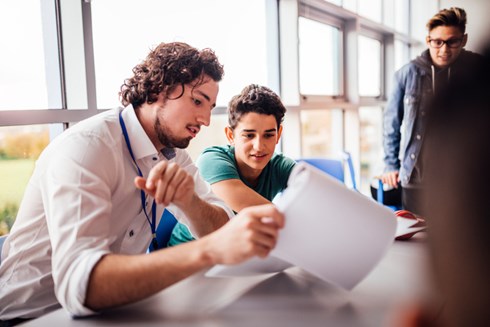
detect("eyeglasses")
[428,37,464,49]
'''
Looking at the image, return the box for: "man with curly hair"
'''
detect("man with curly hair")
[0,42,284,325]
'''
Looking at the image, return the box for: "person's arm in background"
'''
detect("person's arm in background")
[197,147,270,212]
[196,147,294,213]
[209,154,296,212]
[212,179,270,212]
[381,69,405,188]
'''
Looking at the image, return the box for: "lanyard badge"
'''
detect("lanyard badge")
[119,112,159,251]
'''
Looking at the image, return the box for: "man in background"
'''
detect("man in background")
[381,7,482,215]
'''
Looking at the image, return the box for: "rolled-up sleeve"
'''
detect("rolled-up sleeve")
[42,133,116,317]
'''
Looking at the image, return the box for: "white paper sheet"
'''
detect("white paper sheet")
[206,255,293,277]
[207,162,397,290]
[396,217,427,238]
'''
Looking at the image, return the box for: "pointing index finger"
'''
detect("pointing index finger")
[146,161,168,189]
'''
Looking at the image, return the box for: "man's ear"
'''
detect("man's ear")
[425,35,431,47]
[225,126,235,145]
[276,125,283,144]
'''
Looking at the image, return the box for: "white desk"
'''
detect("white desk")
[22,234,430,327]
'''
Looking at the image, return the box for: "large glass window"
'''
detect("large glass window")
[342,0,357,13]
[298,17,341,96]
[91,0,274,109]
[383,0,395,30]
[186,114,229,162]
[300,109,343,158]
[0,1,49,110]
[395,0,409,34]
[0,125,52,235]
[359,0,382,23]
[358,35,382,97]
[395,40,409,71]
[359,106,384,194]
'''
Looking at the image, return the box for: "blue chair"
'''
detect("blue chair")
[296,151,358,190]
[0,234,8,264]
[148,209,177,252]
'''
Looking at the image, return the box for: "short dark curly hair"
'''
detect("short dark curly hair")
[120,42,224,108]
[227,84,286,130]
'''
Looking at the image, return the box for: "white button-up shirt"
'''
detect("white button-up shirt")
[0,105,233,319]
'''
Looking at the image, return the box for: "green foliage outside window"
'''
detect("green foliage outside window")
[0,130,48,235]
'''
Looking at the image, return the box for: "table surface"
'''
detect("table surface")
[22,233,431,327]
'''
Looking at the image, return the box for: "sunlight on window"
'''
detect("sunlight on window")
[299,17,341,96]
[342,0,357,13]
[91,0,272,109]
[359,106,384,194]
[300,109,343,158]
[0,1,48,110]
[358,35,381,97]
[359,0,382,23]
[395,40,409,71]
[186,114,229,162]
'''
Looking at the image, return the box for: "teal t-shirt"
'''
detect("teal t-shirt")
[168,145,296,246]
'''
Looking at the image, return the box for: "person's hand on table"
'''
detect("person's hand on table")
[203,204,285,265]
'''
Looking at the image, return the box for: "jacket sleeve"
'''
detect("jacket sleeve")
[383,68,406,172]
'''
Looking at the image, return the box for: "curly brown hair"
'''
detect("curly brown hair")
[120,42,224,109]
[227,84,286,130]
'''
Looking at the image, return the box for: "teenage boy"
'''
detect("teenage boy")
[170,84,295,245]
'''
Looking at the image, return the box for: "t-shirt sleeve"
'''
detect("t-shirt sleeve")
[272,154,297,190]
[196,146,240,185]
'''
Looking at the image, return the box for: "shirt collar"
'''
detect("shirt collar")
[161,147,176,160]
[120,104,159,160]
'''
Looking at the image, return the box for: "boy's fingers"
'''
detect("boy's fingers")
[243,204,285,228]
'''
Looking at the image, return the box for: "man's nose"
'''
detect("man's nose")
[197,109,211,127]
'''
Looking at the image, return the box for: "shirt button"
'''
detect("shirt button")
[129,230,134,237]
[421,111,426,116]
[410,154,416,160]
[416,134,421,140]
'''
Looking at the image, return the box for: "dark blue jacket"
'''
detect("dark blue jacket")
[383,49,482,186]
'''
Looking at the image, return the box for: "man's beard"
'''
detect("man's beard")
[155,116,192,149]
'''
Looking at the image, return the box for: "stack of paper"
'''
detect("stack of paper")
[206,162,397,290]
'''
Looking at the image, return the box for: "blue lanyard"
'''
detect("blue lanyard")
[119,112,159,251]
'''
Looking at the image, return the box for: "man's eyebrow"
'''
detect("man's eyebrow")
[195,90,211,102]
[195,90,216,108]
[240,128,277,133]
